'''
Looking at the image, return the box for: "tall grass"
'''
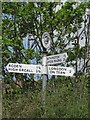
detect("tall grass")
[2,75,88,118]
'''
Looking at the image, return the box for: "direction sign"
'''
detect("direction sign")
[48,66,75,76]
[6,63,43,74]
[47,53,68,65]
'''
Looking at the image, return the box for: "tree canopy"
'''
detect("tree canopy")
[2,1,90,85]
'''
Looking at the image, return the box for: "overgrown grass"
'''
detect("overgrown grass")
[2,75,88,118]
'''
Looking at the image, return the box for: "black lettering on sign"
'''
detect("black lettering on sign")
[60,71,62,74]
[48,60,53,64]
[56,71,65,74]
[63,58,65,61]
[9,64,18,68]
[19,68,33,72]
[9,64,11,67]
[36,70,41,73]
[61,72,65,74]
[53,67,56,70]
[64,54,66,57]
[36,66,41,73]
[54,59,62,63]
[50,70,55,74]
[9,68,18,71]
[19,69,21,71]
[63,72,65,74]
[27,69,30,72]
[36,66,41,70]
[59,68,66,71]
[19,65,22,68]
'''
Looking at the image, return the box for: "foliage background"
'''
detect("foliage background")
[2,1,90,118]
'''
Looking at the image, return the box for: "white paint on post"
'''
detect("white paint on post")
[42,52,47,104]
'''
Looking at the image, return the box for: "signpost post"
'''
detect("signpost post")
[42,51,47,111]
[41,32,51,115]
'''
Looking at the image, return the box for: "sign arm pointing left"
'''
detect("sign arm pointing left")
[6,63,43,74]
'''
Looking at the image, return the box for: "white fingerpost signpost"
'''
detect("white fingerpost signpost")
[6,32,75,116]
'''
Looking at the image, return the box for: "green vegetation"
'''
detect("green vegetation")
[2,1,90,119]
[2,75,88,118]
